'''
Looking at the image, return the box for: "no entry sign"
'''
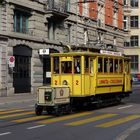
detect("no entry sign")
[8,56,15,67]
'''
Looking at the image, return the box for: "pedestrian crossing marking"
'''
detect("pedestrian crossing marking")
[0,109,24,115]
[37,112,92,124]
[13,115,51,123]
[96,115,140,128]
[0,111,34,119]
[65,113,118,126]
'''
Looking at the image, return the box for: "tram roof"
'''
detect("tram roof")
[50,51,130,59]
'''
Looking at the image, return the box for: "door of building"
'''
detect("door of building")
[13,46,32,93]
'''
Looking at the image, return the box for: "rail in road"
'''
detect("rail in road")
[0,108,140,129]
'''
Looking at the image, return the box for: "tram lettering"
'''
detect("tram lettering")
[76,80,79,85]
[55,80,57,85]
[99,80,109,84]
[110,79,122,84]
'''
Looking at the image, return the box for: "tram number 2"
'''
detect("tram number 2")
[55,80,57,85]
[76,80,79,85]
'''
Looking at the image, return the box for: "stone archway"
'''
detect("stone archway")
[13,45,32,93]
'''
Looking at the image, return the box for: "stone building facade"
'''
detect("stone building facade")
[0,0,127,96]
[124,0,140,75]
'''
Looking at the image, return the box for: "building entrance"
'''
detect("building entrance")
[13,45,32,93]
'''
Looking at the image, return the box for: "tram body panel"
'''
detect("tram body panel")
[83,74,90,96]
[73,75,82,96]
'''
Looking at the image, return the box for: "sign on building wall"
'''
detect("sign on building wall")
[8,56,15,67]
[39,49,49,55]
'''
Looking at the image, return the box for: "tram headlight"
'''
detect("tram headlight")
[63,80,68,85]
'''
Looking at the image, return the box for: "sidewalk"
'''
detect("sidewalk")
[0,93,36,106]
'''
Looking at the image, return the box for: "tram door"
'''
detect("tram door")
[43,57,51,85]
[124,59,131,92]
[90,57,96,94]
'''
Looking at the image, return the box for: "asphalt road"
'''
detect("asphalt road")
[0,86,140,140]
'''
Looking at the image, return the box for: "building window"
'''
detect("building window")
[123,16,128,30]
[97,32,104,43]
[13,10,29,33]
[48,19,55,40]
[124,42,130,47]
[131,0,138,8]
[128,55,138,72]
[124,0,128,6]
[84,29,88,45]
[67,24,71,43]
[130,16,139,28]
[130,36,139,47]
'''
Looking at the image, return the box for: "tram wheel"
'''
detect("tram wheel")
[35,104,43,116]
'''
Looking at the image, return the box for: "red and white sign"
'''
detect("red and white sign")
[8,56,15,67]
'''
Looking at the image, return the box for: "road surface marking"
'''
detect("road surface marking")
[0,111,34,119]
[27,125,46,130]
[96,115,140,128]
[37,112,92,124]
[0,109,24,115]
[13,115,51,123]
[0,132,11,136]
[117,105,133,110]
[66,114,118,126]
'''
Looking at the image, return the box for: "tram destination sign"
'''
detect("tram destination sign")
[100,50,122,56]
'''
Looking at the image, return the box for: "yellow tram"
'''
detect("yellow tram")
[35,49,132,115]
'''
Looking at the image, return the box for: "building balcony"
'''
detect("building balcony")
[44,0,69,20]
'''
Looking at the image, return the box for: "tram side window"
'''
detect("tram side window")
[61,61,72,73]
[74,57,81,73]
[84,56,89,73]
[90,59,94,74]
[104,58,108,73]
[53,57,59,74]
[109,58,113,73]
[114,59,119,73]
[119,60,123,73]
[98,57,103,73]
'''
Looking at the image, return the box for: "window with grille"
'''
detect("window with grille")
[130,16,139,28]
[128,55,139,72]
[130,35,139,47]
[131,0,138,8]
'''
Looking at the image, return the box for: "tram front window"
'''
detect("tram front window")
[53,57,59,74]
[61,61,72,73]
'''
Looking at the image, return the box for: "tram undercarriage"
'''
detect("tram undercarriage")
[35,92,130,116]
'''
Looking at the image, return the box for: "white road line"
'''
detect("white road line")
[0,132,11,136]
[118,105,133,110]
[28,105,34,107]
[27,125,46,130]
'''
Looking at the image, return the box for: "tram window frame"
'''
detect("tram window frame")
[98,57,103,73]
[61,61,72,74]
[90,58,94,74]
[114,59,119,73]
[74,57,81,74]
[53,57,59,74]
[119,59,123,73]
[104,58,108,73]
[84,56,89,73]
[109,58,113,73]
